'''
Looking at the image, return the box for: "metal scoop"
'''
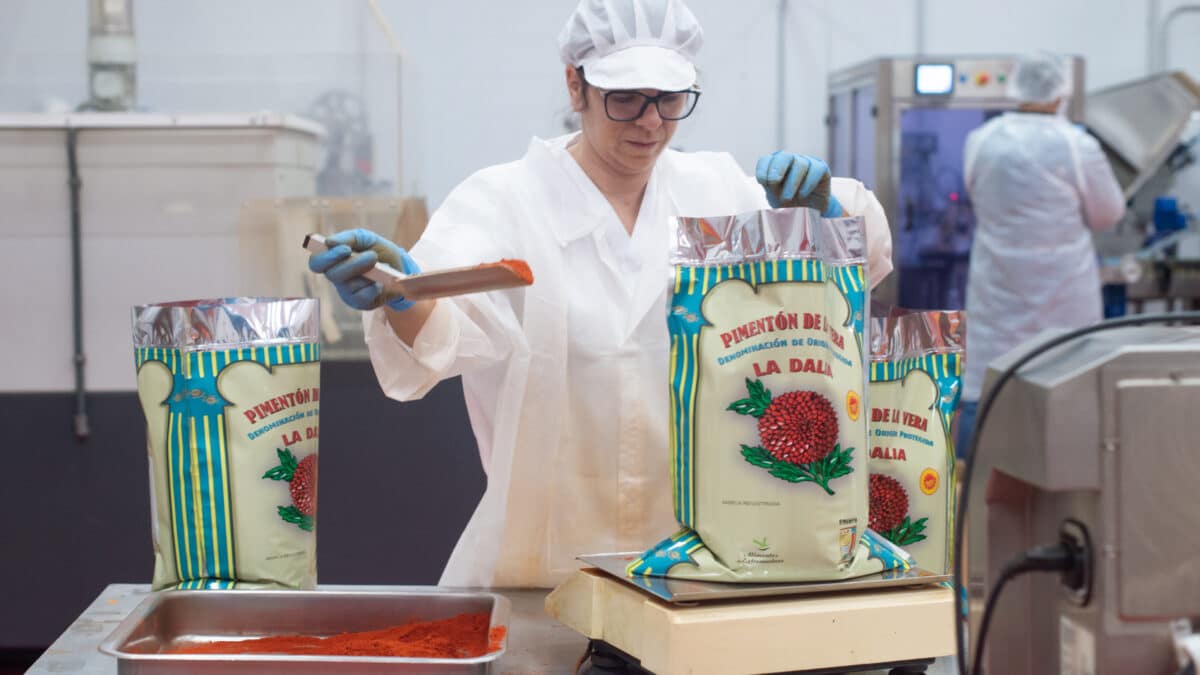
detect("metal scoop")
[302,233,533,301]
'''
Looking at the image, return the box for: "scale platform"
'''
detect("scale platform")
[546,553,956,674]
[578,552,950,604]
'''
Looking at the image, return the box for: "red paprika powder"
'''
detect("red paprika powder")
[168,612,506,658]
[495,259,534,285]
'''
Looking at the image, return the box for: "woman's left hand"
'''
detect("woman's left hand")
[755,151,843,217]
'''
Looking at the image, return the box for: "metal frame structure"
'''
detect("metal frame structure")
[827,55,1086,305]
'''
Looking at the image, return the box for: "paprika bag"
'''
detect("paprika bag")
[630,208,912,582]
[132,297,320,590]
[867,310,964,574]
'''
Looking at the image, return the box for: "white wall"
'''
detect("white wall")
[2,0,1198,211]
[920,0,1197,93]
[380,0,1200,206]
[380,0,925,203]
[1,1,364,113]
[0,1,399,187]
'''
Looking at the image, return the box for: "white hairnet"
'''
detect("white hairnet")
[557,0,703,91]
[1010,53,1072,104]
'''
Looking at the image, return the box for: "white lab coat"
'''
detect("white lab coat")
[364,133,894,588]
[963,113,1125,401]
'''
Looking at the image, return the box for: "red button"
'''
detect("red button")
[976,72,990,86]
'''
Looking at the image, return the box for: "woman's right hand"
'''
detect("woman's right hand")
[307,228,422,311]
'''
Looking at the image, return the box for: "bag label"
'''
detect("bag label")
[136,343,320,589]
[868,350,961,573]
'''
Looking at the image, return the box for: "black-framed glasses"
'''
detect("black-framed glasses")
[602,89,701,122]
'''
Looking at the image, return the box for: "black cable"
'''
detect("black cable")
[970,567,1018,675]
[954,311,1200,675]
[971,544,1077,675]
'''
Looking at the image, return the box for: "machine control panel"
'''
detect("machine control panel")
[899,58,1018,100]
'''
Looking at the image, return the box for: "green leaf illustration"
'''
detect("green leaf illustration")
[746,378,771,401]
[263,448,298,482]
[278,505,314,532]
[741,445,775,468]
[727,378,773,418]
[884,516,928,546]
[740,443,855,495]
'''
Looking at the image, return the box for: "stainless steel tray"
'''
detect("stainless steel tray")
[98,588,510,674]
[580,552,950,604]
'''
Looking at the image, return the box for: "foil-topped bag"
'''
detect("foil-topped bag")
[631,208,912,582]
[867,309,965,574]
[132,297,320,590]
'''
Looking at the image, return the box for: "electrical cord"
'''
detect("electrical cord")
[971,544,1081,675]
[954,311,1200,675]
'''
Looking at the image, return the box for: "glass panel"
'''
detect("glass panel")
[895,107,996,310]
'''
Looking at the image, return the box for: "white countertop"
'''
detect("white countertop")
[0,111,325,137]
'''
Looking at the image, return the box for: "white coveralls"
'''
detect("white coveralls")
[963,113,1126,401]
[364,133,894,588]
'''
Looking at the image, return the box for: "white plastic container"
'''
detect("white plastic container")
[0,112,323,392]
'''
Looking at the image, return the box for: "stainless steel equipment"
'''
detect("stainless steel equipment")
[827,55,1086,308]
[33,585,579,675]
[99,588,510,674]
[1087,72,1200,312]
[1087,71,1200,201]
[87,0,137,111]
[976,326,1200,674]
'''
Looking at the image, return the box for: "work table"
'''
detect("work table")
[29,580,957,674]
[28,583,587,674]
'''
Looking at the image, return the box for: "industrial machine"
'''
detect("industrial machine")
[1089,72,1200,203]
[975,326,1200,674]
[827,55,1086,308]
[1087,72,1200,314]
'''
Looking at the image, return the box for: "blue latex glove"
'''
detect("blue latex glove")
[755,151,844,217]
[307,228,421,311]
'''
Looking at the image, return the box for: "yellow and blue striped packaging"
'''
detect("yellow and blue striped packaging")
[631,208,913,582]
[132,297,320,590]
[867,310,965,575]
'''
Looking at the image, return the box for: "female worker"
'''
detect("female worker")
[309,0,893,588]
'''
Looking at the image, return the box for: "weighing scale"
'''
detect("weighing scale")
[545,553,955,674]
